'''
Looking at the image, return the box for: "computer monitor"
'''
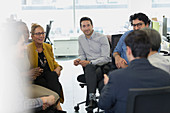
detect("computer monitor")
[163,16,167,37]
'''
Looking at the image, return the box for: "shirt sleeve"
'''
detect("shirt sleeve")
[113,34,125,54]
[91,35,111,65]
[113,30,132,54]
[24,98,43,110]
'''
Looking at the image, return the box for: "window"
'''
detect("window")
[75,0,128,9]
[152,0,170,8]
[22,0,72,10]
[21,0,129,39]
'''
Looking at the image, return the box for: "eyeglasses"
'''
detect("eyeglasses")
[33,32,46,36]
[132,23,144,27]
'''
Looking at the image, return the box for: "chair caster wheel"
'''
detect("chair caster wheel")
[87,111,93,113]
[74,105,79,112]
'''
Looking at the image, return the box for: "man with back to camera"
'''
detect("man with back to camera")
[141,27,170,74]
[98,30,170,113]
[113,12,151,68]
[73,17,111,111]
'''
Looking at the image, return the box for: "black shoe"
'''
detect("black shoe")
[55,110,67,113]
[85,100,97,112]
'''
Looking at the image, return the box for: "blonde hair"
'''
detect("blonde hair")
[31,23,44,35]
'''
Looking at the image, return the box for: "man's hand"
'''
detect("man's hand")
[74,59,81,66]
[115,55,127,69]
[41,95,55,110]
[120,61,128,68]
[29,67,43,80]
[104,74,109,85]
[79,60,90,67]
[54,66,62,76]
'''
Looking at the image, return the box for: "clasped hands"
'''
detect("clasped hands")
[74,59,90,67]
[29,67,43,80]
[29,66,62,80]
[40,95,55,110]
[115,56,128,69]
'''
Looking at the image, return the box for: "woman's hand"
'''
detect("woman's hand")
[28,67,43,80]
[41,95,55,110]
[54,66,62,76]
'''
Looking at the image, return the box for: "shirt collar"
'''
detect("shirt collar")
[85,30,95,40]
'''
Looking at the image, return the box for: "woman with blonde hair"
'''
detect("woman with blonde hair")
[27,23,66,113]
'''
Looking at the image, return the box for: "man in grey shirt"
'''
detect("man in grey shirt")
[141,28,170,74]
[74,17,111,112]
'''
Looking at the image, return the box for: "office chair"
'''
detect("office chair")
[74,72,106,113]
[126,86,170,113]
[74,87,104,113]
[74,34,122,113]
[110,34,122,67]
[44,20,53,45]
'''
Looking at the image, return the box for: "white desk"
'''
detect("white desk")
[53,39,78,57]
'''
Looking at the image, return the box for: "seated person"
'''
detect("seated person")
[2,21,56,113]
[73,17,111,111]
[98,30,170,113]
[141,28,170,74]
[113,12,151,68]
[26,23,66,112]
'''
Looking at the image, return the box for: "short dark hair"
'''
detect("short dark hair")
[141,28,161,51]
[129,13,151,26]
[80,17,93,27]
[125,30,151,58]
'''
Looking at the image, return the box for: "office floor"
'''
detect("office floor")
[56,56,102,113]
[55,56,87,113]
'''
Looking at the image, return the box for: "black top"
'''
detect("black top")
[38,51,51,72]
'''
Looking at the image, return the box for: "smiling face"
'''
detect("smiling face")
[80,20,93,38]
[31,27,45,44]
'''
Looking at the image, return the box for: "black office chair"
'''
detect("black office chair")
[110,34,122,67]
[44,20,53,45]
[74,72,106,113]
[126,86,170,113]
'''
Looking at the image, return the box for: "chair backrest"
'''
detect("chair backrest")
[126,86,170,113]
[111,34,122,53]
[109,34,122,67]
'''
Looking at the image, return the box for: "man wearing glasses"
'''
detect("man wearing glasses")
[113,12,151,68]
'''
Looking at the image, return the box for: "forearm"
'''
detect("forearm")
[24,98,43,110]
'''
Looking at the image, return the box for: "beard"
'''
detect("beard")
[84,30,93,37]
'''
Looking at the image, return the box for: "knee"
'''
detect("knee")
[96,67,102,75]
[85,64,95,72]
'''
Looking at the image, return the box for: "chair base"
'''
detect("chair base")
[74,99,105,113]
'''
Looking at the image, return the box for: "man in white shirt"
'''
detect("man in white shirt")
[74,17,111,112]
